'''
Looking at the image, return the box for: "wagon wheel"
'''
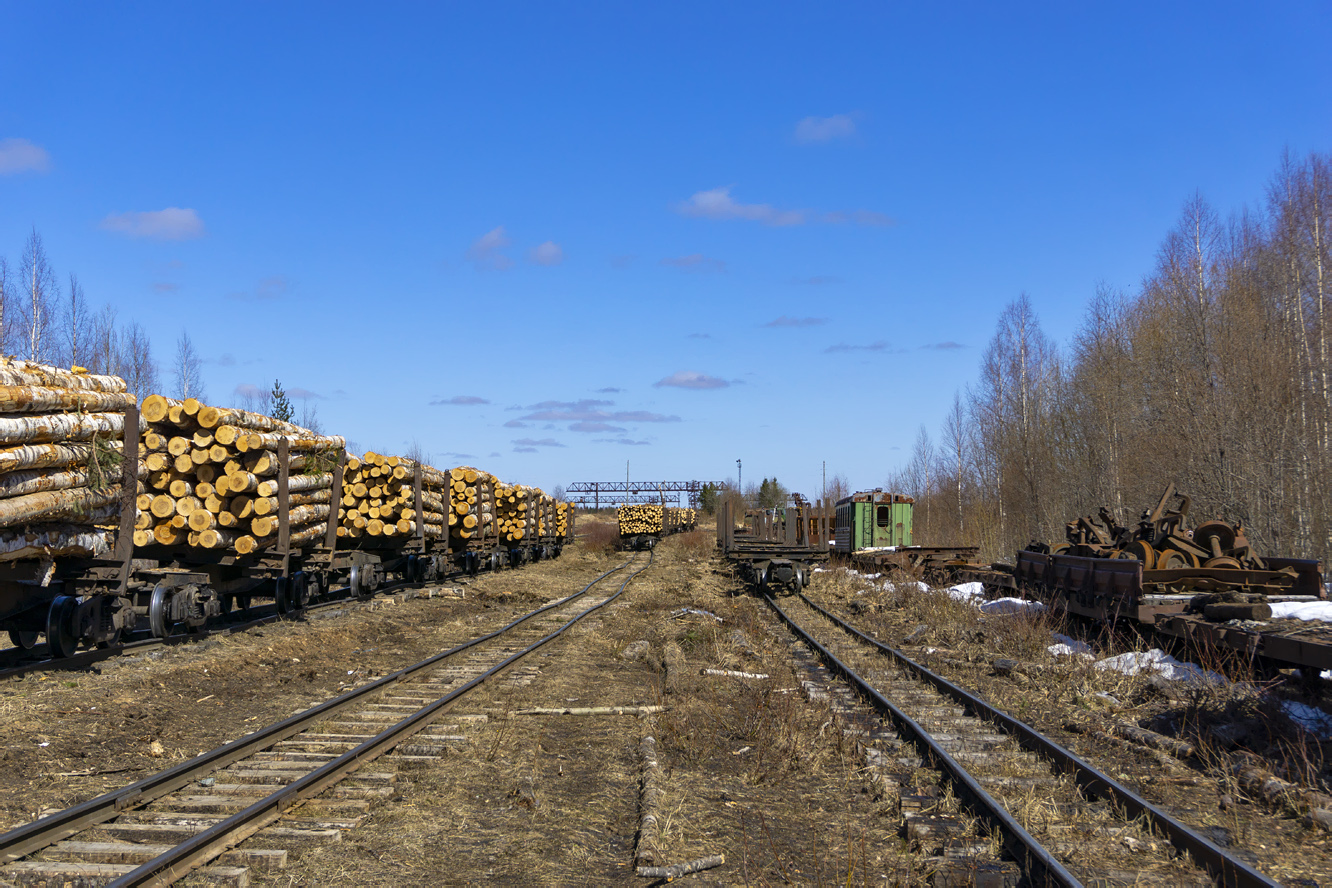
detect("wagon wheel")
[46,596,80,659]
[1124,540,1156,570]
[1051,542,1071,555]
[275,577,293,615]
[1204,556,1243,570]
[8,629,38,650]
[1155,549,1189,570]
[149,585,173,639]
[1193,521,1237,559]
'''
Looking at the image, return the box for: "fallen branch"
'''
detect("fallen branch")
[635,732,665,867]
[636,854,724,881]
[701,668,770,680]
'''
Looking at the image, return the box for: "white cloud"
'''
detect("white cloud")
[654,371,730,390]
[100,208,205,240]
[288,387,322,400]
[529,241,564,266]
[0,138,51,175]
[676,186,805,226]
[676,186,892,228]
[467,226,513,270]
[795,114,857,143]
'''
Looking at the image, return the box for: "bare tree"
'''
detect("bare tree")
[298,399,323,434]
[17,228,56,362]
[236,385,274,415]
[172,330,206,400]
[941,391,969,542]
[0,255,11,356]
[62,273,90,368]
[121,323,158,397]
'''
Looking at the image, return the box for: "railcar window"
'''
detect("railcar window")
[876,505,890,527]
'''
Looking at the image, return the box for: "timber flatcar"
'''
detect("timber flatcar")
[0,362,575,660]
[617,503,696,550]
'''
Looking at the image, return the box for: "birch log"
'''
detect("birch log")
[0,486,123,529]
[0,442,117,474]
[0,413,126,446]
[0,362,127,393]
[0,523,117,562]
[0,386,136,414]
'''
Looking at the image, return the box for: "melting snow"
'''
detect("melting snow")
[1282,701,1332,739]
[1094,649,1225,684]
[1048,633,1093,658]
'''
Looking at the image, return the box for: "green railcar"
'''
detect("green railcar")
[833,490,914,553]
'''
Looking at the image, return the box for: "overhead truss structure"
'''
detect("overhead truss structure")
[565,480,727,509]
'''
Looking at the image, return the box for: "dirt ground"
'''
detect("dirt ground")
[3,537,1329,885]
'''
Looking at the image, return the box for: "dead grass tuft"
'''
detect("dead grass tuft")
[579,521,621,556]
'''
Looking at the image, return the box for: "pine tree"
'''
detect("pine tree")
[271,379,294,422]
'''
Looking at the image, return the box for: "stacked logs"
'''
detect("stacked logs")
[618,503,664,535]
[0,359,139,562]
[447,466,496,543]
[555,502,574,540]
[337,452,448,540]
[137,395,344,555]
[496,483,538,543]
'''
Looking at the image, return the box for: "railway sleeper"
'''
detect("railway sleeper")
[148,796,369,815]
[47,840,287,871]
[4,860,252,887]
[92,820,342,847]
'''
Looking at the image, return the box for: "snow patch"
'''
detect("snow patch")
[1283,701,1332,739]
[1094,649,1225,684]
[1269,600,1332,622]
[1048,633,1093,658]
[945,582,985,603]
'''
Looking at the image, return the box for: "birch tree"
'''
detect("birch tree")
[17,229,55,362]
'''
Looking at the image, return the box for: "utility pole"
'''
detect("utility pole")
[736,459,742,506]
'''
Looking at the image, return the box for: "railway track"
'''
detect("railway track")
[0,551,652,886]
[764,590,1280,887]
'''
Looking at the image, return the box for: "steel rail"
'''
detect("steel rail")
[797,591,1280,888]
[0,556,635,866]
[109,550,654,887]
[764,593,1080,887]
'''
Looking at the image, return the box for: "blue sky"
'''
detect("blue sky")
[2,3,1330,499]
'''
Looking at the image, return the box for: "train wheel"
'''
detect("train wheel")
[275,577,293,615]
[149,585,172,639]
[350,565,371,601]
[95,625,123,649]
[313,572,329,601]
[46,596,80,659]
[8,629,38,650]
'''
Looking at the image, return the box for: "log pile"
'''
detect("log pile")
[496,483,539,543]
[618,503,663,535]
[447,466,496,543]
[138,394,344,555]
[555,501,574,539]
[0,359,138,562]
[337,452,449,541]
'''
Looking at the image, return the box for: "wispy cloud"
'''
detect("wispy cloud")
[228,275,292,302]
[431,395,490,406]
[569,421,626,433]
[793,275,841,286]
[467,225,513,270]
[503,420,529,428]
[676,186,805,226]
[661,253,726,273]
[610,254,637,268]
[529,241,564,266]
[594,387,622,394]
[594,438,651,446]
[920,341,965,351]
[763,315,827,328]
[101,208,205,240]
[153,282,179,294]
[795,113,857,143]
[513,446,537,453]
[824,341,903,354]
[445,451,475,459]
[676,185,892,228]
[289,387,322,400]
[0,138,51,175]
[654,371,729,390]
[518,398,680,424]
[513,437,564,448]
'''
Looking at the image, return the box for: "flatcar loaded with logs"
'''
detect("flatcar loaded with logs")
[616,503,697,550]
[0,358,575,660]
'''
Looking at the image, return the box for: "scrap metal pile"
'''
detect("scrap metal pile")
[1048,482,1270,572]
